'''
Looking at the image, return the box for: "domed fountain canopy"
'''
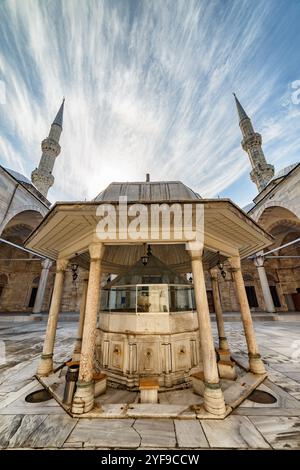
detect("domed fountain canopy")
[106,253,189,287]
[25,176,274,274]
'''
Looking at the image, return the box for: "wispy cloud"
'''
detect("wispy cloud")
[0,0,299,205]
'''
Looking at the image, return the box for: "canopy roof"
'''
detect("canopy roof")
[25,192,273,273]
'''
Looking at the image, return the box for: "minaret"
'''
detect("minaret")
[234,93,274,192]
[31,98,65,197]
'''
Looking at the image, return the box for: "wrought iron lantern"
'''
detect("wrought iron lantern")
[71,263,79,282]
[141,244,152,266]
[216,252,227,280]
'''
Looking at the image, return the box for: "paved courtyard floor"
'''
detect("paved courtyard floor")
[0,319,300,449]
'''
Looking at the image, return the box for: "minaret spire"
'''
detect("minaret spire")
[233,93,274,192]
[31,98,65,197]
[52,97,65,127]
[233,93,249,122]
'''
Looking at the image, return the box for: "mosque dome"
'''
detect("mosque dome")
[94,181,202,202]
[5,168,32,184]
[271,162,299,182]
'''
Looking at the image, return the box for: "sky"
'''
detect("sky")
[0,0,300,208]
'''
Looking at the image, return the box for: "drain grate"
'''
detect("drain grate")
[25,389,53,403]
[248,390,277,404]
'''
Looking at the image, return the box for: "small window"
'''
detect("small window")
[245,286,259,308]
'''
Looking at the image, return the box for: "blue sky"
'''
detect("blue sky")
[0,0,300,207]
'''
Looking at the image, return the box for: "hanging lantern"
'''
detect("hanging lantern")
[141,243,149,265]
[71,263,79,282]
[216,252,226,280]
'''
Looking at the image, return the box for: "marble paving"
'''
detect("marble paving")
[133,419,176,448]
[65,419,140,448]
[249,416,300,450]
[201,416,271,449]
[0,319,300,449]
[174,419,209,448]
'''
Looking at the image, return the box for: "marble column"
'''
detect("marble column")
[229,255,266,374]
[32,259,53,314]
[72,275,89,361]
[72,243,104,414]
[254,254,275,313]
[189,249,226,416]
[209,267,229,351]
[37,258,69,376]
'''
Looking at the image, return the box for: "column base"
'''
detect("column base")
[72,381,95,415]
[37,354,53,376]
[216,348,231,361]
[203,383,227,416]
[249,354,266,374]
[196,404,232,420]
[218,336,229,351]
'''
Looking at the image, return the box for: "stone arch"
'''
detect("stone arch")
[267,218,300,234]
[278,232,300,256]
[257,205,299,230]
[0,205,46,236]
[254,201,299,224]
[0,210,44,289]
[0,208,46,312]
[263,216,300,254]
[0,209,44,241]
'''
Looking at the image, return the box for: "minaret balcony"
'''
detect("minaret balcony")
[41,138,61,157]
[242,133,262,150]
[31,169,54,190]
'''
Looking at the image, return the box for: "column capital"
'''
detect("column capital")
[253,254,264,268]
[56,258,69,272]
[209,267,219,279]
[187,247,204,260]
[89,242,104,261]
[228,255,241,271]
[41,258,53,270]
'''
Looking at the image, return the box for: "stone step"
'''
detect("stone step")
[139,378,159,404]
